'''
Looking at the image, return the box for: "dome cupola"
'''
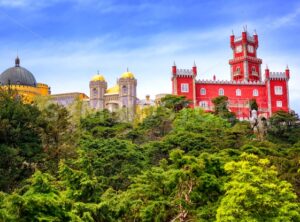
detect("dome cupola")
[0,57,37,87]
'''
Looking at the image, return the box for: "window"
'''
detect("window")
[252,67,256,72]
[274,86,283,95]
[219,88,224,96]
[199,101,208,108]
[93,88,97,96]
[200,88,206,95]
[181,83,189,92]
[276,101,282,108]
[253,89,259,97]
[236,67,240,72]
[236,89,241,96]
[122,85,128,94]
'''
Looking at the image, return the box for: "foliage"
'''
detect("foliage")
[268,110,300,144]
[1,88,300,221]
[212,96,236,124]
[217,153,300,222]
[161,95,191,112]
[249,98,258,111]
[0,89,43,192]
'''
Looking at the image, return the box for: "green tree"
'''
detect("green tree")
[161,95,191,112]
[212,96,236,124]
[0,171,75,221]
[216,153,300,222]
[38,103,79,174]
[0,89,43,192]
[268,110,300,144]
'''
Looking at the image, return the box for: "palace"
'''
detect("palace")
[89,70,137,113]
[171,29,290,119]
[0,57,50,102]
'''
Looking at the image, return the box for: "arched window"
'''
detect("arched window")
[200,88,206,95]
[236,67,240,72]
[253,89,259,96]
[122,85,128,94]
[236,88,241,96]
[252,66,256,72]
[93,88,97,96]
[218,88,224,96]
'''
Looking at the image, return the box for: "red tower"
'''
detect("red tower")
[229,28,262,82]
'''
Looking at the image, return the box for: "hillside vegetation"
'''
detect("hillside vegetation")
[0,91,300,221]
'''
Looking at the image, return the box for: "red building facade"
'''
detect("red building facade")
[172,30,290,119]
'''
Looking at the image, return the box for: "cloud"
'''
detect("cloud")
[269,6,300,29]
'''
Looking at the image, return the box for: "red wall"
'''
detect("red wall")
[195,83,268,119]
[269,79,289,113]
[174,76,194,101]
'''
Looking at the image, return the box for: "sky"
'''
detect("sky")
[0,0,299,113]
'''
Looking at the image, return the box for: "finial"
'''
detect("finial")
[213,75,216,81]
[193,60,196,67]
[286,65,289,70]
[127,67,129,72]
[266,64,269,69]
[15,56,20,67]
[231,30,234,35]
[254,29,257,35]
[97,70,99,75]
[173,61,176,66]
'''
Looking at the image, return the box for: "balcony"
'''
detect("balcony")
[251,71,259,76]
[233,71,241,77]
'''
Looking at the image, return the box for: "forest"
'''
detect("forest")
[0,89,300,222]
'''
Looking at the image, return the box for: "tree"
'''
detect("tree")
[38,103,78,174]
[212,96,236,124]
[249,98,258,111]
[268,110,300,144]
[161,95,191,112]
[216,153,300,222]
[0,89,44,192]
[0,171,75,221]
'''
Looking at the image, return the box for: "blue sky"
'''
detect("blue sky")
[0,0,299,113]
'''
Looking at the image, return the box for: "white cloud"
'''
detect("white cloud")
[269,6,300,29]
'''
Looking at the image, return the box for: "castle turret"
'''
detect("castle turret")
[118,69,137,115]
[192,61,197,76]
[229,28,262,82]
[89,73,107,110]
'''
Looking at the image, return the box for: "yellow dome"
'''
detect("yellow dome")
[91,74,106,82]
[106,84,119,94]
[121,71,135,79]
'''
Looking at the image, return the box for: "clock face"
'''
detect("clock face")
[248,45,254,53]
[236,45,242,53]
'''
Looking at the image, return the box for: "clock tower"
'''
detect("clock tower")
[229,28,262,82]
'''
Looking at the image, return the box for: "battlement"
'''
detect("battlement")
[269,72,288,80]
[234,33,255,43]
[196,79,265,85]
[175,69,193,76]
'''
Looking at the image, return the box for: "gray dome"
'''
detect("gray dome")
[0,57,37,87]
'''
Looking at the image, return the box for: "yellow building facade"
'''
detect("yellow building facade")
[0,57,50,102]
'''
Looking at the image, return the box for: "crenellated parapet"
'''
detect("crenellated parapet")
[196,79,265,85]
[175,69,194,77]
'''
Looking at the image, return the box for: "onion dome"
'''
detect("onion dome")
[106,84,119,94]
[91,73,106,82]
[121,69,135,79]
[0,57,37,87]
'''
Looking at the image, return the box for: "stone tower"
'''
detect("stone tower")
[118,69,137,114]
[89,73,107,110]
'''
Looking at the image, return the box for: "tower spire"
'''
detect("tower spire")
[15,56,20,67]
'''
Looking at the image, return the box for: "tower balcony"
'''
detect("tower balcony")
[233,71,241,77]
[251,71,259,76]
